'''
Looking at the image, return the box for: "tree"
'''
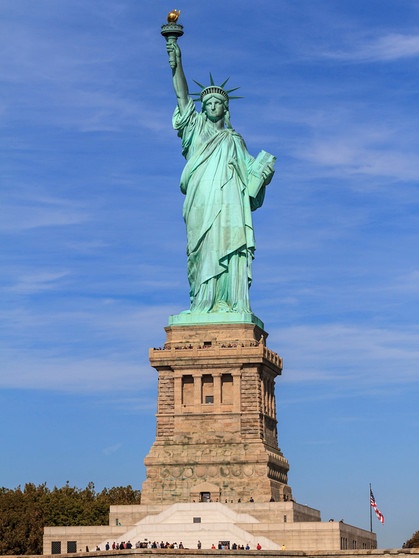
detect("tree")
[0,483,141,555]
[405,530,419,548]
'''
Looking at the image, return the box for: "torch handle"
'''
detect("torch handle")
[166,36,177,69]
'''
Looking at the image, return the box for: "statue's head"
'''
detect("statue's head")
[202,93,228,123]
[192,76,241,127]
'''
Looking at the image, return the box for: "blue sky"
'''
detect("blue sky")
[1,0,418,549]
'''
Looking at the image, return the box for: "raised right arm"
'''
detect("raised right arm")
[166,41,189,114]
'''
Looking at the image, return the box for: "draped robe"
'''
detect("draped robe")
[173,99,266,313]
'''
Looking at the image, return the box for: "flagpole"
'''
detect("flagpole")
[369,483,373,532]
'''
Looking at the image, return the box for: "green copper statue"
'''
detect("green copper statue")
[165,26,275,323]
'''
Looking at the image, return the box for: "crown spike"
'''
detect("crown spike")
[225,86,240,94]
[220,77,231,88]
[209,73,215,86]
[192,79,206,89]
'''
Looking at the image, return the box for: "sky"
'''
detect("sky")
[1,0,418,550]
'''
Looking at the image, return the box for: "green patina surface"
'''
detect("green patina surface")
[164,33,275,327]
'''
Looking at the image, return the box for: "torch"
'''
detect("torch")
[161,10,184,69]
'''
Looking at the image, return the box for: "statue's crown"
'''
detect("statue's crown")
[191,74,242,104]
[200,85,229,102]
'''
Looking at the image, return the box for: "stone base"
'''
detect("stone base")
[142,440,290,505]
[142,323,290,506]
[43,502,378,553]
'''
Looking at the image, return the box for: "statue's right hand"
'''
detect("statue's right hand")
[166,42,181,69]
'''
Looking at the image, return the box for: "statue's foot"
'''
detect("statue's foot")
[232,306,252,314]
[212,301,231,313]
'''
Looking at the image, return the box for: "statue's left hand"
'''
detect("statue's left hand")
[262,163,275,186]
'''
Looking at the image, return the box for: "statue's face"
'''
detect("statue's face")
[203,95,226,123]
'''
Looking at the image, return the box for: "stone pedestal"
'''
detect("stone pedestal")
[43,325,378,553]
[141,323,292,505]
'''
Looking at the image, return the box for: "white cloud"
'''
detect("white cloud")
[0,350,155,393]
[303,138,419,181]
[271,103,419,182]
[0,303,178,393]
[324,33,419,62]
[0,195,90,232]
[102,443,123,456]
[5,271,70,294]
[269,323,419,389]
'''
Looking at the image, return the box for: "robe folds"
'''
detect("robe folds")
[173,99,266,313]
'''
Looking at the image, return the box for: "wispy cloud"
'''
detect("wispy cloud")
[0,7,166,134]
[102,443,123,456]
[262,86,419,182]
[5,271,70,294]
[0,350,155,393]
[270,324,419,389]
[324,33,419,62]
[0,303,178,393]
[303,136,419,181]
[0,195,90,232]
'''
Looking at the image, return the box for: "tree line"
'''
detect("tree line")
[0,482,141,555]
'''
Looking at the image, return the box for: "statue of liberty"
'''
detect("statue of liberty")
[166,39,275,321]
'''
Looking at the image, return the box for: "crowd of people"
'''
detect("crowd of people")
[98,540,269,551]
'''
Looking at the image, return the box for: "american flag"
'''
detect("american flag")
[370,488,385,524]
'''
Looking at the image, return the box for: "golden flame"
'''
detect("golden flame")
[167,9,181,23]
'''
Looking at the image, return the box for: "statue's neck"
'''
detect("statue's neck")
[207,119,225,131]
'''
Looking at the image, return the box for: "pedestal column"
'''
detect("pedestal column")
[142,323,292,505]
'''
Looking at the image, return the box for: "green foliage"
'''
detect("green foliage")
[405,530,419,548]
[0,482,141,555]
